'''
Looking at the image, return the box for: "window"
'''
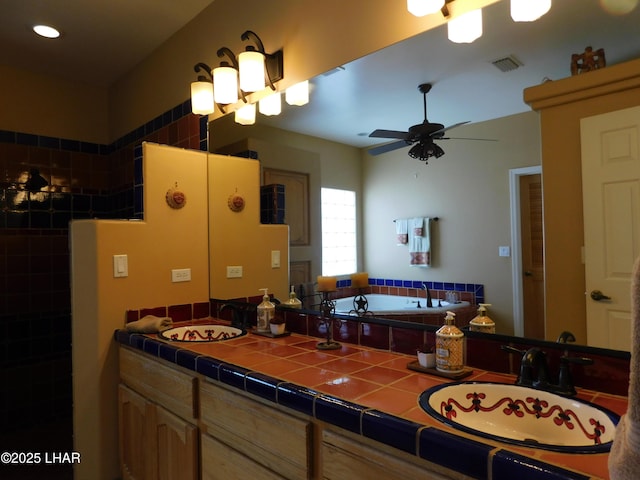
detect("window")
[321,188,356,275]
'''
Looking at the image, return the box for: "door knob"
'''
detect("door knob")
[590,290,611,301]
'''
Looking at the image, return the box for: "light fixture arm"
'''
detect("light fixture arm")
[217,47,248,103]
[240,30,283,91]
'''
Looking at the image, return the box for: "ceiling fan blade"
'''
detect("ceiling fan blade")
[430,121,470,137]
[440,137,498,142]
[368,140,410,156]
[369,129,410,140]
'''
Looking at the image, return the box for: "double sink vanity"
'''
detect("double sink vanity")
[115,317,627,480]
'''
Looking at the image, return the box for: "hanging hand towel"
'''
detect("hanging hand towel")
[395,218,408,245]
[409,217,431,267]
[410,217,424,237]
[609,256,640,479]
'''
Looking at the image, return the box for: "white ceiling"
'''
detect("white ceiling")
[2,0,639,149]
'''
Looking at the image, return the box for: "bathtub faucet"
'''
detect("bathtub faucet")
[422,283,433,308]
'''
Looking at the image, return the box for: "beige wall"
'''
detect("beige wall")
[0,64,109,144]
[208,153,289,301]
[209,116,363,279]
[71,143,210,479]
[362,111,541,335]
[524,57,640,343]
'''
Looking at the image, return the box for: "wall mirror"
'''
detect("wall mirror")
[208,0,640,353]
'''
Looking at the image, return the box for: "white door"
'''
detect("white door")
[581,105,640,350]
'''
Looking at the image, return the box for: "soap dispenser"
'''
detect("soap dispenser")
[469,303,495,334]
[282,285,302,309]
[257,288,275,333]
[435,311,465,374]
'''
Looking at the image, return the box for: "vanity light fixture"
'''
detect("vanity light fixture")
[33,24,61,39]
[239,30,284,92]
[191,63,215,115]
[447,8,483,43]
[285,80,309,106]
[510,0,552,22]
[259,91,282,116]
[235,103,256,125]
[407,0,445,17]
[213,47,242,105]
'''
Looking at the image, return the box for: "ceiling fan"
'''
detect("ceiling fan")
[368,83,490,163]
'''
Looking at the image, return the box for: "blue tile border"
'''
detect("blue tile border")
[364,277,485,303]
[113,330,598,480]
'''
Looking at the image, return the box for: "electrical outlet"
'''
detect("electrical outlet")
[226,266,243,278]
[171,268,191,282]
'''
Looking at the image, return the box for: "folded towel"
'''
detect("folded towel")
[395,218,408,245]
[609,255,640,479]
[125,315,173,333]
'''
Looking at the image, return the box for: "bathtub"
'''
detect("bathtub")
[333,294,470,316]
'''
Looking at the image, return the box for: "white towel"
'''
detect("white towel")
[125,315,173,333]
[609,256,640,479]
[409,217,431,267]
[395,218,408,245]
[410,217,424,237]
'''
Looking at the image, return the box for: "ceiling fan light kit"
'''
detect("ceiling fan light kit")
[407,0,445,17]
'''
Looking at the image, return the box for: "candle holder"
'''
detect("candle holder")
[349,288,373,317]
[316,291,342,350]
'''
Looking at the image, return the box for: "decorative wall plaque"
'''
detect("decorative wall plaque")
[166,183,187,209]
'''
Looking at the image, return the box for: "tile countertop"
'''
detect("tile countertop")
[114,319,628,480]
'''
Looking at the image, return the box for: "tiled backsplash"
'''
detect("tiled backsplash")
[126,298,630,397]
[0,99,207,433]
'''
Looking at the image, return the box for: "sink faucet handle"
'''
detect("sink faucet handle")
[500,345,526,356]
[558,355,593,396]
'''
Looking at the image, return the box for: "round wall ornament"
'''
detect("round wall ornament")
[228,193,245,212]
[166,183,187,209]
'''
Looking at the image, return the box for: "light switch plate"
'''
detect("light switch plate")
[113,254,128,278]
[271,250,281,268]
[498,246,511,257]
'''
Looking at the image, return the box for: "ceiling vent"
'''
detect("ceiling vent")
[491,55,523,72]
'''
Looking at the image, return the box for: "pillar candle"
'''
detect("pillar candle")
[350,272,369,288]
[317,276,337,292]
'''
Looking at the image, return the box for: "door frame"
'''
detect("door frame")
[509,165,542,337]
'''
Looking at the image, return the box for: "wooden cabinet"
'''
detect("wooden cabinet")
[199,380,313,480]
[321,429,452,480]
[119,348,199,480]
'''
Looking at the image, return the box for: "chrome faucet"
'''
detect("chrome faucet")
[501,345,593,397]
[422,283,433,308]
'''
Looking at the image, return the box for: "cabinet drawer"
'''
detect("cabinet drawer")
[200,381,312,480]
[201,433,285,480]
[120,347,197,421]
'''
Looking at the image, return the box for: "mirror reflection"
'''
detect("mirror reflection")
[208,0,640,353]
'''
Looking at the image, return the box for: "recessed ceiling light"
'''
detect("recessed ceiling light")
[33,24,61,39]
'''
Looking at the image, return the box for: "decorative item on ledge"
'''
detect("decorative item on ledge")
[348,272,373,317]
[316,290,342,350]
[165,182,186,209]
[316,276,337,292]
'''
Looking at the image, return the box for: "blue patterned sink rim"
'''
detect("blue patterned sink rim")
[419,381,619,454]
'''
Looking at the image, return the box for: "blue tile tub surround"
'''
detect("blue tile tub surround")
[113,330,604,480]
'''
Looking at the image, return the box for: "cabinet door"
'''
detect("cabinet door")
[322,430,450,480]
[154,405,199,480]
[119,384,154,480]
[201,433,285,480]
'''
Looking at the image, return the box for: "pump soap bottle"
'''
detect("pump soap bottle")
[257,288,275,333]
[469,303,495,333]
[435,311,465,374]
[282,285,302,308]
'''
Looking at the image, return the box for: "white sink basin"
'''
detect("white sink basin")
[419,381,619,453]
[158,324,245,342]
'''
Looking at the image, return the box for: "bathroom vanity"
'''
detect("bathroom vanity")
[115,322,626,479]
